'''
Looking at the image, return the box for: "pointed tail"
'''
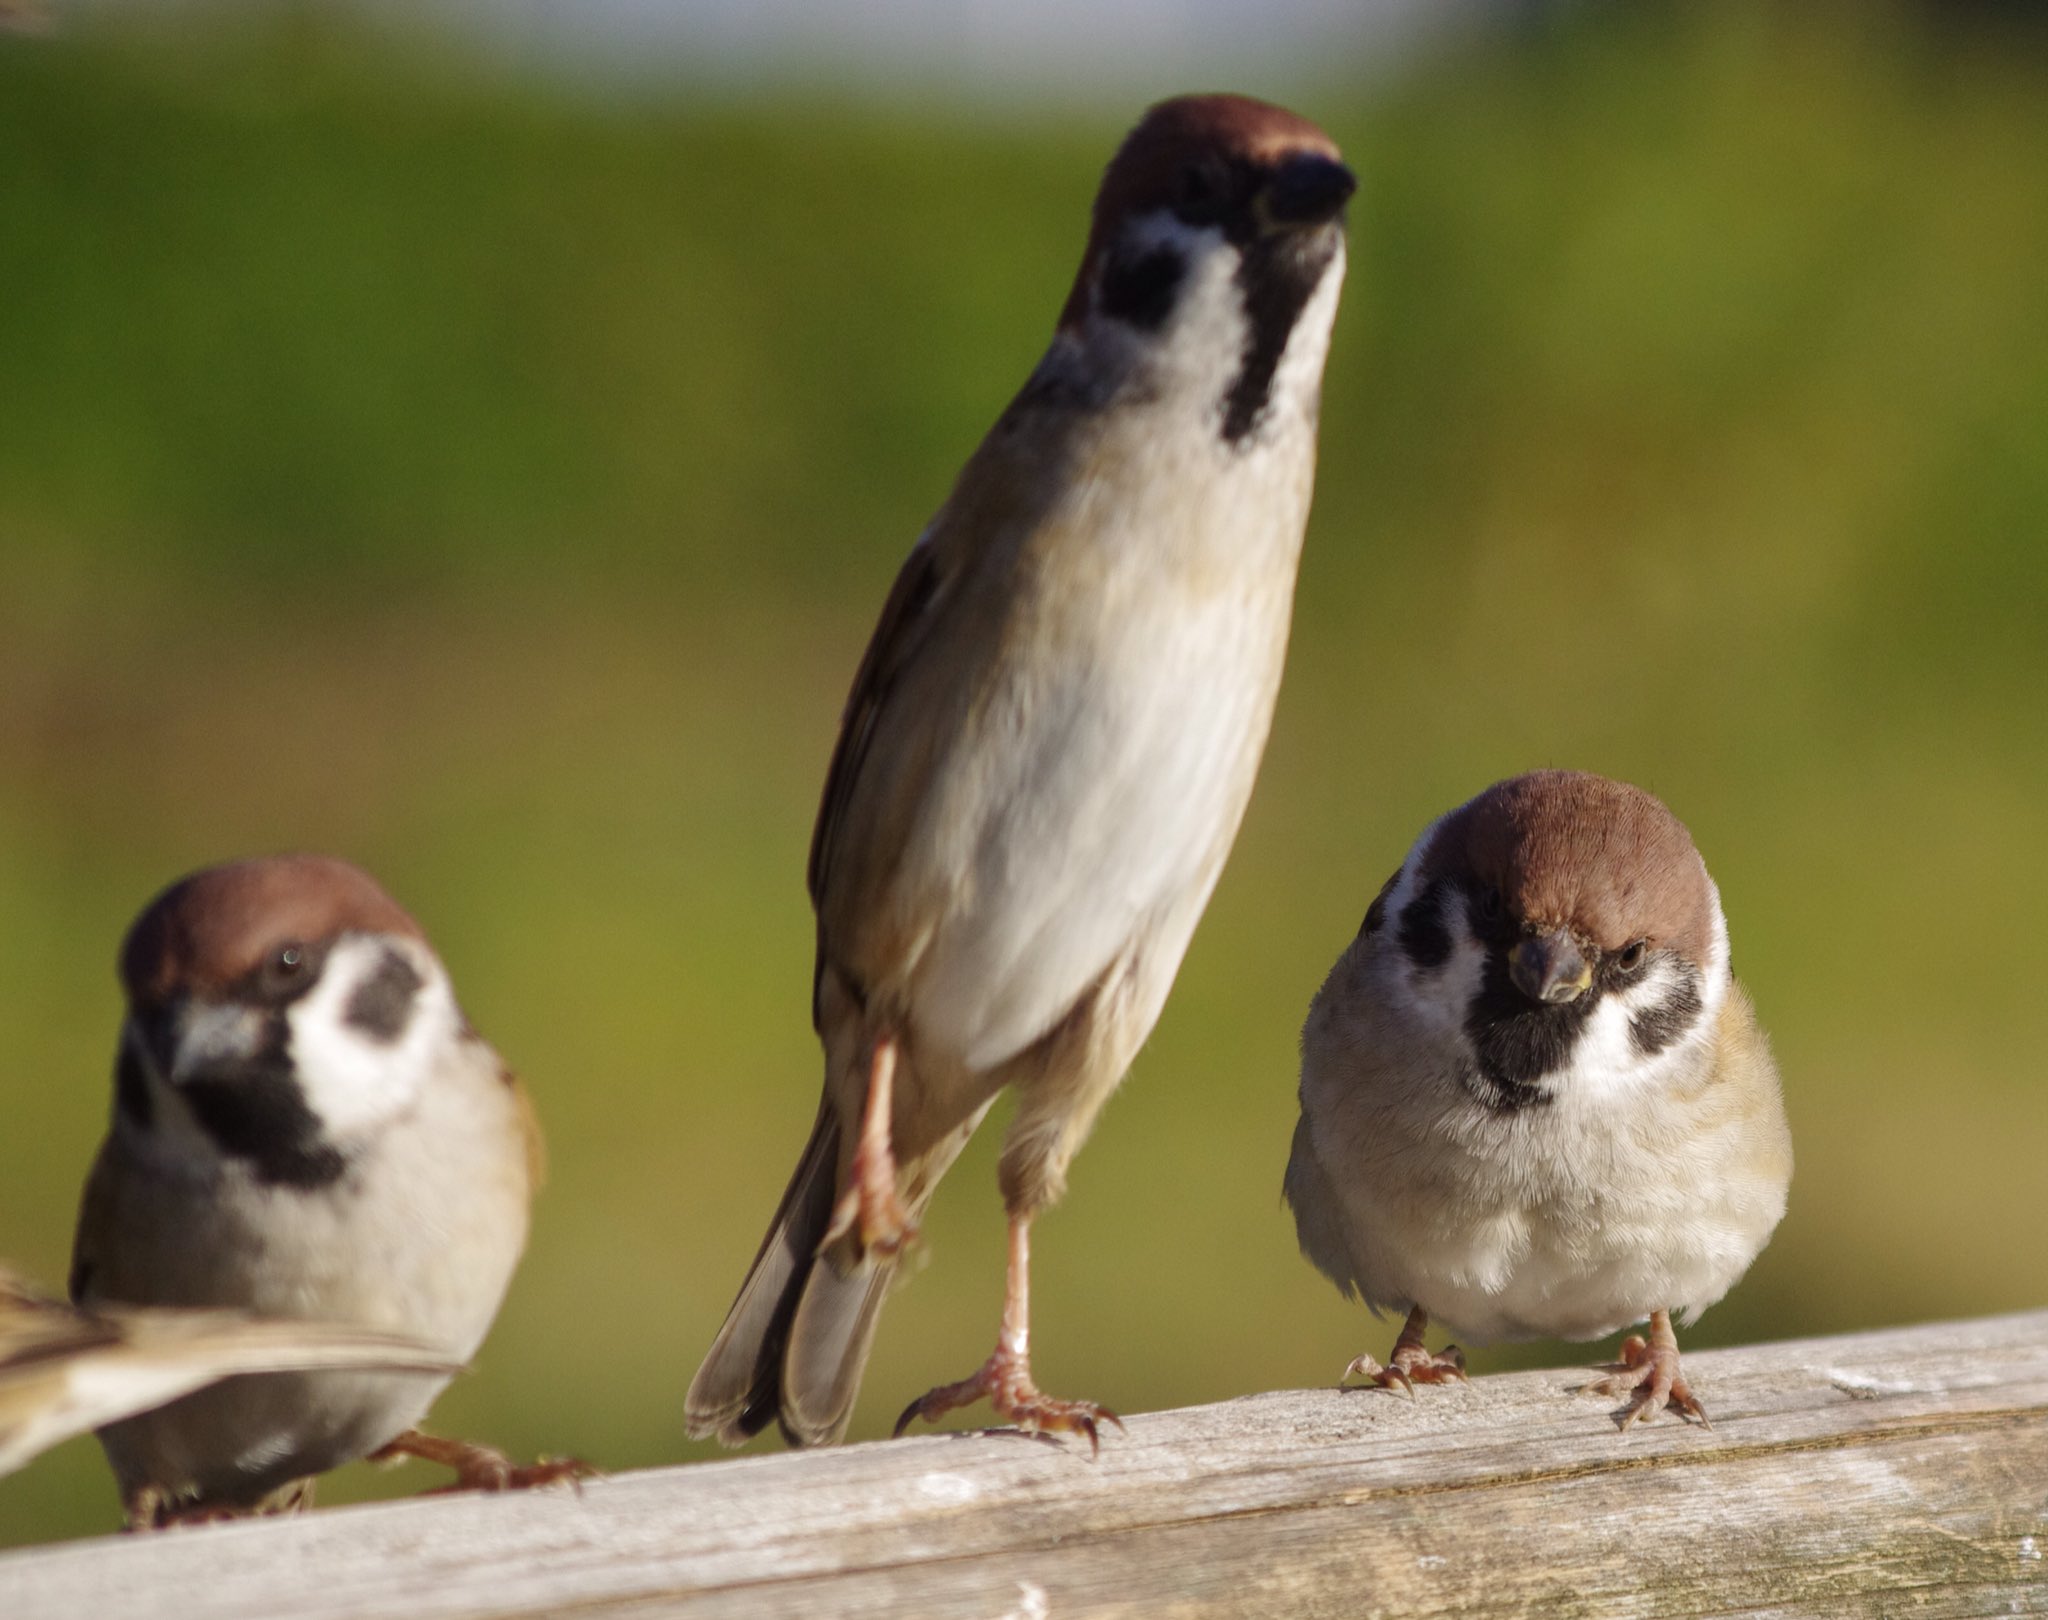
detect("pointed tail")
[684,1105,897,1447]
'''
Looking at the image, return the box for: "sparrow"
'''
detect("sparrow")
[70,854,580,1527]
[0,1266,459,1481]
[1284,770,1792,1428]
[687,93,1354,1450]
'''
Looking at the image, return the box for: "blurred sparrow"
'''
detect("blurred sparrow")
[0,1267,458,1481]
[687,93,1354,1450]
[71,855,580,1527]
[1285,771,1792,1428]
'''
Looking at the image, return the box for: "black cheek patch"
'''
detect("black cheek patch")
[178,1016,345,1190]
[344,948,424,1045]
[115,1042,154,1128]
[182,1072,346,1190]
[1630,967,1705,1058]
[1099,245,1185,331]
[1397,880,1453,970]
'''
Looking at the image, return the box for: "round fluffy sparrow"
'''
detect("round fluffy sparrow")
[1285,771,1793,1426]
[0,1266,458,1482]
[70,855,573,1526]
[687,93,1354,1450]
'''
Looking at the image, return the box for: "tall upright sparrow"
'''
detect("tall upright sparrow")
[71,855,576,1526]
[0,1267,459,1481]
[1285,771,1792,1427]
[687,94,1354,1449]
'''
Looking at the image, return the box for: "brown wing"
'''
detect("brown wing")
[1,1267,462,1480]
[0,1268,123,1369]
[805,537,946,1020]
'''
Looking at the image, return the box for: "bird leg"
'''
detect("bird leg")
[820,1033,917,1258]
[893,1216,1122,1454]
[1341,1304,1468,1395]
[1583,1308,1711,1430]
[370,1429,593,1493]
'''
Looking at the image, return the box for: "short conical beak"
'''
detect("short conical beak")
[1263,153,1356,229]
[1508,929,1593,1005]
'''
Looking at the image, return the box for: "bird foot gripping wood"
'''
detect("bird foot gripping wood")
[1342,1342,1468,1396]
[371,1430,596,1495]
[1340,1305,1468,1397]
[819,1034,918,1260]
[1581,1310,1711,1431]
[893,1343,1124,1457]
[124,1476,315,1531]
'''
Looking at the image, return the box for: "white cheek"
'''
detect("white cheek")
[1376,815,1446,927]
[1558,989,1653,1103]
[1096,213,1246,402]
[1588,875,1733,1099]
[287,937,457,1142]
[1372,840,1483,1064]
[1559,956,1714,1103]
[1404,900,1486,1049]
[1701,875,1733,1015]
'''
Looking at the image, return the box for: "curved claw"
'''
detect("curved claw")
[893,1350,1120,1457]
[1068,1404,1126,1457]
[1342,1341,1466,1397]
[1343,1353,1415,1396]
[1581,1314,1711,1431]
[892,1394,930,1439]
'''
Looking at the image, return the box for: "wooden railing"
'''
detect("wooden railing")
[5,1310,2045,1618]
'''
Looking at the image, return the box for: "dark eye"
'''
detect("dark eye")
[257,943,310,999]
[1476,887,1504,923]
[1616,940,1649,973]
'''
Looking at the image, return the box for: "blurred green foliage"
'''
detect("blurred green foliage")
[2,0,2044,1550]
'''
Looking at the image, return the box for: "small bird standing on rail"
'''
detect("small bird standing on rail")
[70,855,581,1526]
[0,1267,459,1481]
[1285,771,1792,1427]
[687,93,1355,1450]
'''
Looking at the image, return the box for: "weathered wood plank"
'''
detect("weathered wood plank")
[4,1312,2046,1619]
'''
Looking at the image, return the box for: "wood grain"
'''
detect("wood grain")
[4,1311,2045,1618]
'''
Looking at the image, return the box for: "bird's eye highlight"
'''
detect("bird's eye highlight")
[256,942,314,999]
[251,942,319,1007]
[1616,940,1649,973]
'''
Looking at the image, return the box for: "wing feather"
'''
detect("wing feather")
[806,535,948,1020]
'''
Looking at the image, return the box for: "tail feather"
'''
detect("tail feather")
[779,1254,896,1446]
[684,1104,843,1445]
[688,1096,988,1447]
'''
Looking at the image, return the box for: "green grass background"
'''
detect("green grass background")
[2,1,2044,1548]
